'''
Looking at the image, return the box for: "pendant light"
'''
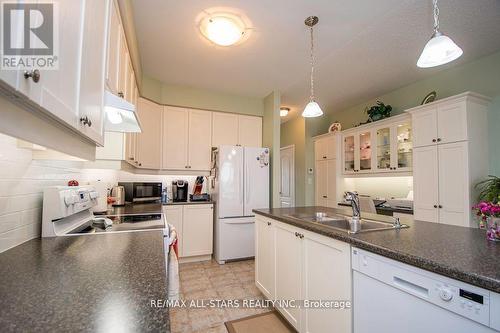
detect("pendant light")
[302,16,323,118]
[417,0,463,68]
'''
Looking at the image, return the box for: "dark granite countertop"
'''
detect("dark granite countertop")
[0,231,170,332]
[97,202,164,215]
[338,202,414,215]
[163,201,213,206]
[254,206,500,293]
[98,202,214,216]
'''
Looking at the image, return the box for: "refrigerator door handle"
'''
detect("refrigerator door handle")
[245,163,251,204]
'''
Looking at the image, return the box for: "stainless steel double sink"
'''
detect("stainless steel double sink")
[284,212,408,234]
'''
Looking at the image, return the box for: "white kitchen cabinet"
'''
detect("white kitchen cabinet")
[105,0,121,94]
[413,146,439,223]
[341,114,412,175]
[18,0,85,129]
[212,112,262,147]
[163,204,213,259]
[182,204,214,257]
[412,107,438,148]
[188,110,212,170]
[314,134,336,161]
[255,218,352,333]
[301,231,352,333]
[162,106,189,170]
[117,29,129,99]
[315,159,336,208]
[238,115,262,147]
[438,142,469,227]
[275,222,302,330]
[77,0,109,145]
[255,216,275,300]
[162,106,212,171]
[212,112,239,146]
[408,92,490,227]
[135,98,162,169]
[163,205,184,257]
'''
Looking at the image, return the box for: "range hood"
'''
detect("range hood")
[104,91,142,133]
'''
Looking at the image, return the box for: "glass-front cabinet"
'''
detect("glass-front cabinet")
[375,127,391,171]
[342,114,412,175]
[394,121,412,171]
[343,135,355,173]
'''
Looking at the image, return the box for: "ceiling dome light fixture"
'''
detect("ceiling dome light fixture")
[302,16,323,118]
[280,107,290,117]
[199,13,247,46]
[417,0,463,68]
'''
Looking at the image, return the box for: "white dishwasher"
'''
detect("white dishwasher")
[352,248,500,333]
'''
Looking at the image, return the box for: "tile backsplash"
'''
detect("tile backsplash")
[0,134,84,252]
[0,133,208,253]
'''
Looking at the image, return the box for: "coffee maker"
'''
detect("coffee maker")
[172,180,188,202]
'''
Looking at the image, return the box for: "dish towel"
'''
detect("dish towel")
[167,227,180,300]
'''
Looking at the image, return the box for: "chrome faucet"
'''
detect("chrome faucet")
[345,192,361,218]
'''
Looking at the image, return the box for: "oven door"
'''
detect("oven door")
[133,183,162,202]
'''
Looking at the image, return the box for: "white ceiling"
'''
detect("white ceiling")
[132,0,500,120]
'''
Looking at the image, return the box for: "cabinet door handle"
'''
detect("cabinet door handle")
[294,232,299,237]
[437,138,442,142]
[432,139,437,143]
[267,222,271,226]
[299,233,304,239]
[434,205,438,208]
[438,205,443,209]
[24,69,40,83]
[323,156,327,159]
[322,195,327,198]
[118,91,124,98]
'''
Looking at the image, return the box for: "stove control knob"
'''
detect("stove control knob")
[64,195,75,206]
[439,288,453,302]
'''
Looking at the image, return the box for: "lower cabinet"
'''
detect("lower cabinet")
[163,204,214,260]
[255,216,275,300]
[255,215,352,333]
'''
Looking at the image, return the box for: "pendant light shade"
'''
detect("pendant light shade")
[302,101,323,118]
[417,31,463,68]
[417,0,462,68]
[302,16,323,118]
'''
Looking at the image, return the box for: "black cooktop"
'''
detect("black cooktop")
[70,214,165,234]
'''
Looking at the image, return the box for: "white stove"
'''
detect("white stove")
[42,186,167,237]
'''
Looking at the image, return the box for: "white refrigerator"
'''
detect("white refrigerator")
[213,146,270,264]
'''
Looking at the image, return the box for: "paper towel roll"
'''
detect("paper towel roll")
[90,180,109,213]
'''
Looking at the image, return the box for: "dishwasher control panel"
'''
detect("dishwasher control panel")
[352,248,497,330]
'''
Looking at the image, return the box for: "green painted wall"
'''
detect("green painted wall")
[280,117,306,206]
[141,75,264,116]
[263,91,281,208]
[328,51,500,174]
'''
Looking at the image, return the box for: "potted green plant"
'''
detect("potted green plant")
[475,175,500,203]
[365,101,392,122]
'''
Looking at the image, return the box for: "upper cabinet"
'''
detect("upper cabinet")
[78,0,110,144]
[407,92,491,228]
[0,0,110,147]
[162,106,213,171]
[105,0,121,95]
[411,101,468,148]
[212,112,239,146]
[314,134,336,161]
[135,98,162,169]
[341,114,412,175]
[238,115,262,147]
[212,112,262,147]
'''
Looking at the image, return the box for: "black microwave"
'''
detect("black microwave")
[119,182,162,203]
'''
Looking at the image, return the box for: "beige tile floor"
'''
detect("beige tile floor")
[170,259,270,333]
